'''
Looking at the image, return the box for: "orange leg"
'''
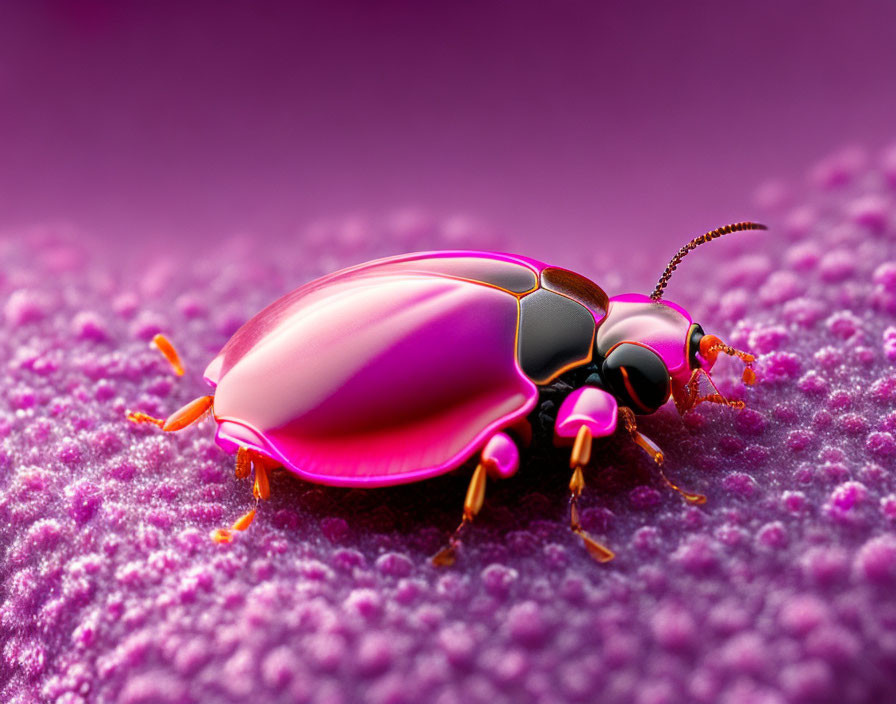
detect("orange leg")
[567,426,615,563]
[151,333,185,376]
[211,508,257,544]
[235,446,252,479]
[212,448,279,544]
[432,461,488,567]
[674,368,702,413]
[253,458,273,500]
[675,341,756,413]
[125,411,165,428]
[126,333,276,542]
[432,432,519,567]
[693,393,745,410]
[692,368,745,410]
[127,395,214,431]
[126,334,212,429]
[619,407,706,504]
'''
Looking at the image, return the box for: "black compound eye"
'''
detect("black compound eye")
[687,324,705,369]
[601,342,671,414]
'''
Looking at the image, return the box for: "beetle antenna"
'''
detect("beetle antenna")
[650,222,767,301]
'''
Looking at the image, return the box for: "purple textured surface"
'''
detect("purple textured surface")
[4,147,896,703]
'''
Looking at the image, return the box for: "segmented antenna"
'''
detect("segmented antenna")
[650,222,768,301]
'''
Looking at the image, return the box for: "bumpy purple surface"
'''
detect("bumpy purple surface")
[3,151,896,703]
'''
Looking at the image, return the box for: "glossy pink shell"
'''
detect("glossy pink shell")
[204,252,548,487]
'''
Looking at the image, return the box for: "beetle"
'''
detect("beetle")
[128,221,765,564]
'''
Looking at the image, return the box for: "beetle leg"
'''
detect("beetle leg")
[127,395,214,431]
[234,447,278,489]
[677,368,744,414]
[674,368,703,414]
[618,406,664,464]
[126,334,203,427]
[150,333,186,376]
[690,368,745,410]
[552,387,617,562]
[125,411,165,427]
[161,395,214,431]
[432,432,519,567]
[567,425,615,563]
[431,462,486,567]
[235,446,252,479]
[211,507,258,544]
[619,407,706,504]
[252,456,276,501]
[213,450,280,543]
[692,393,745,410]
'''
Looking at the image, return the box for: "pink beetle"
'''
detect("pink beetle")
[129,222,764,563]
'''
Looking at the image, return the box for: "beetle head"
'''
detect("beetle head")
[595,295,756,415]
[595,219,766,415]
[643,220,764,413]
[671,324,756,414]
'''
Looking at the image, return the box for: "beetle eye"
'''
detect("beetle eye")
[687,324,706,369]
[601,342,671,414]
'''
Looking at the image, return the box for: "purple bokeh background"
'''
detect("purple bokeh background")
[2,1,895,266]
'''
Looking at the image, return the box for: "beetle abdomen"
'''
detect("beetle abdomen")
[209,272,538,487]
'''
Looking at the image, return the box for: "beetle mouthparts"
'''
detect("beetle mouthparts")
[700,335,756,385]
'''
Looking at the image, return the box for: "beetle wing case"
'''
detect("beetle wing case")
[206,253,545,487]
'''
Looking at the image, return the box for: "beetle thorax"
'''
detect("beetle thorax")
[595,294,693,377]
